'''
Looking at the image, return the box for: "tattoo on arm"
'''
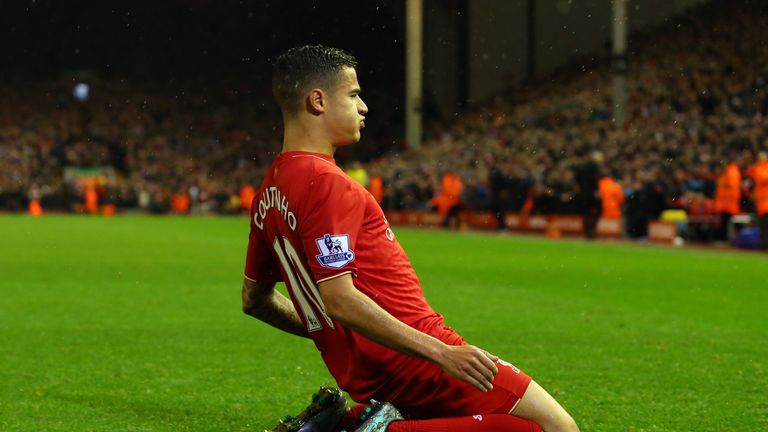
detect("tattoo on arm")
[242,279,309,338]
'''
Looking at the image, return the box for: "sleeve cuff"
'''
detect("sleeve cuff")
[316,270,354,284]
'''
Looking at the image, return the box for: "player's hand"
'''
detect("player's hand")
[437,344,499,392]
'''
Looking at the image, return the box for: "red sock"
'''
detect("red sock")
[386,414,541,432]
[337,404,372,431]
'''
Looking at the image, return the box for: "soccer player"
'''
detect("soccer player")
[242,45,579,432]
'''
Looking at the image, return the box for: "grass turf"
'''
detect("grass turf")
[0,215,766,431]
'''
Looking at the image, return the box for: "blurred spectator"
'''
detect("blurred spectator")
[714,162,742,241]
[430,171,464,229]
[598,174,624,220]
[574,151,603,239]
[368,174,384,206]
[346,161,370,188]
[750,151,768,248]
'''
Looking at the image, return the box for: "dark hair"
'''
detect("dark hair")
[272,45,358,115]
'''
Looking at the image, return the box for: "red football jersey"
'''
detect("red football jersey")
[244,151,447,403]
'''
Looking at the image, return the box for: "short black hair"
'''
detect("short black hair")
[272,45,358,115]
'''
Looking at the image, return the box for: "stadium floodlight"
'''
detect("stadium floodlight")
[73,82,90,102]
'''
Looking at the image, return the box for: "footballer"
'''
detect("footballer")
[242,45,578,432]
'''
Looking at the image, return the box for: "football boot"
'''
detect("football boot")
[341,399,404,432]
[268,387,348,432]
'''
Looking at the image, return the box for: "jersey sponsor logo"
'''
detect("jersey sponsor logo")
[315,234,355,268]
[472,415,483,422]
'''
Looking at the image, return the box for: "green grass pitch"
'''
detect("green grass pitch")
[1,215,766,431]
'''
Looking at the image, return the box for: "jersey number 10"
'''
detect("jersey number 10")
[272,237,334,333]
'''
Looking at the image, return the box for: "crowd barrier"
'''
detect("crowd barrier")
[648,221,678,243]
[384,211,630,239]
[385,210,691,243]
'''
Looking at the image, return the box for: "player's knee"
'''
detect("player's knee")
[537,411,577,432]
[563,415,579,432]
[545,413,579,432]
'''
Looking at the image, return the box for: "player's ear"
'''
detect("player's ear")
[306,88,325,115]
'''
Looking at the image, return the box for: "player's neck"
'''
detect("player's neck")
[281,122,335,156]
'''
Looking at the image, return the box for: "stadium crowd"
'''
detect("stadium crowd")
[1,0,766,246]
[0,80,280,214]
[369,0,768,244]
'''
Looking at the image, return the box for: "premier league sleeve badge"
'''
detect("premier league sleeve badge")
[315,234,356,268]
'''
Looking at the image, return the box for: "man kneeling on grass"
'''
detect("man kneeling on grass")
[242,44,579,432]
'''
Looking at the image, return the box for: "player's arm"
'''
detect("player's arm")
[319,273,498,392]
[242,277,309,338]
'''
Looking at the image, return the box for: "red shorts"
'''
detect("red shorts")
[381,321,532,419]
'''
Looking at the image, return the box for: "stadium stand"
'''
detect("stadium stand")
[0,80,278,214]
[1,0,766,246]
[370,0,768,243]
